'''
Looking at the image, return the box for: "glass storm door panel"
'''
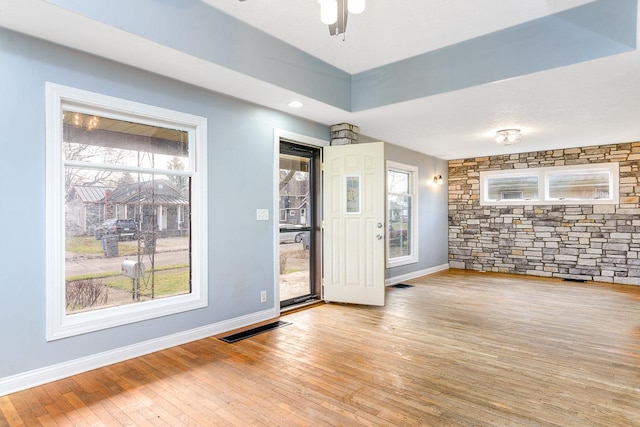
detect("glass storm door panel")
[279,142,318,307]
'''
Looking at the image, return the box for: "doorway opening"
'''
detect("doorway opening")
[279,141,320,308]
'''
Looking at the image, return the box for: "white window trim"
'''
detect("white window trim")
[386,161,419,268]
[480,163,620,206]
[45,83,208,341]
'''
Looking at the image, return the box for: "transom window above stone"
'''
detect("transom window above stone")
[480,163,620,206]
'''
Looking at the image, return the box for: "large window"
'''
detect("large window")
[387,161,418,268]
[46,83,208,340]
[480,163,619,206]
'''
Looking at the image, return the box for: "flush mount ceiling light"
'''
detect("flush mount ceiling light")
[318,0,366,37]
[494,129,523,146]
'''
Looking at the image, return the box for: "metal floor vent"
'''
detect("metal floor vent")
[390,283,414,289]
[220,321,291,343]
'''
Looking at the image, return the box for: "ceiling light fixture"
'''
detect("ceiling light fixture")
[318,0,365,37]
[494,129,523,146]
[348,0,366,14]
[288,101,303,108]
[319,0,338,25]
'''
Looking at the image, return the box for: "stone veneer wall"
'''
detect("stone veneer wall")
[448,142,640,285]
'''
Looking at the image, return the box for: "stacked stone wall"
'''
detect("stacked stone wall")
[448,142,640,285]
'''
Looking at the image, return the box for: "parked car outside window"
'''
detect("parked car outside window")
[279,224,303,244]
[94,218,138,240]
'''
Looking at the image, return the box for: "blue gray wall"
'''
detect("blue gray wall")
[0,27,450,382]
[0,28,328,379]
[385,143,449,279]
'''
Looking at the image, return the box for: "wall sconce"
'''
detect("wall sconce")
[433,175,443,185]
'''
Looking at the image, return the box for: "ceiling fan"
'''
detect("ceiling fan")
[237,0,366,37]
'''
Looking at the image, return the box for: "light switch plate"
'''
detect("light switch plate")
[256,209,269,221]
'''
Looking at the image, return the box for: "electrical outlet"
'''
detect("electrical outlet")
[260,290,267,303]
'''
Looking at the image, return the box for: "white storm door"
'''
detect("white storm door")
[323,141,385,306]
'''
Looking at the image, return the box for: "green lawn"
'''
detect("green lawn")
[66,263,188,282]
[389,221,408,231]
[105,267,190,297]
[66,235,141,256]
[65,265,190,311]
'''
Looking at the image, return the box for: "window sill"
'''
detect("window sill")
[480,200,618,206]
[387,256,419,269]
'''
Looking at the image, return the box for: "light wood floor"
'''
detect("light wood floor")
[2,269,640,426]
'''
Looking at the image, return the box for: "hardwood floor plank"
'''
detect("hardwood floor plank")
[3,270,640,426]
[0,396,23,427]
[42,403,77,427]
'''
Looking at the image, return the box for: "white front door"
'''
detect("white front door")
[323,142,385,306]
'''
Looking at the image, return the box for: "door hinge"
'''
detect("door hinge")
[321,163,325,172]
[321,220,325,229]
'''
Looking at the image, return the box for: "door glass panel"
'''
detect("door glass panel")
[279,230,311,302]
[279,146,315,306]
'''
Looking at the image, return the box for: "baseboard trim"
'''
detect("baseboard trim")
[385,263,449,286]
[0,308,277,397]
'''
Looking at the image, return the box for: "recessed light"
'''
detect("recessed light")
[288,101,303,108]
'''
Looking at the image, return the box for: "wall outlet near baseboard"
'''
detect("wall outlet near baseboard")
[260,290,267,303]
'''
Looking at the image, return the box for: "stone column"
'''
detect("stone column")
[330,123,359,145]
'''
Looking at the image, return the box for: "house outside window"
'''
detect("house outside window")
[387,161,419,268]
[46,83,208,341]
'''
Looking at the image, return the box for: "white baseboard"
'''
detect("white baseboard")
[0,307,278,397]
[385,263,449,286]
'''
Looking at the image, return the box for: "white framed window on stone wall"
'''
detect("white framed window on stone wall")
[480,163,619,206]
[45,83,208,341]
[386,161,419,268]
